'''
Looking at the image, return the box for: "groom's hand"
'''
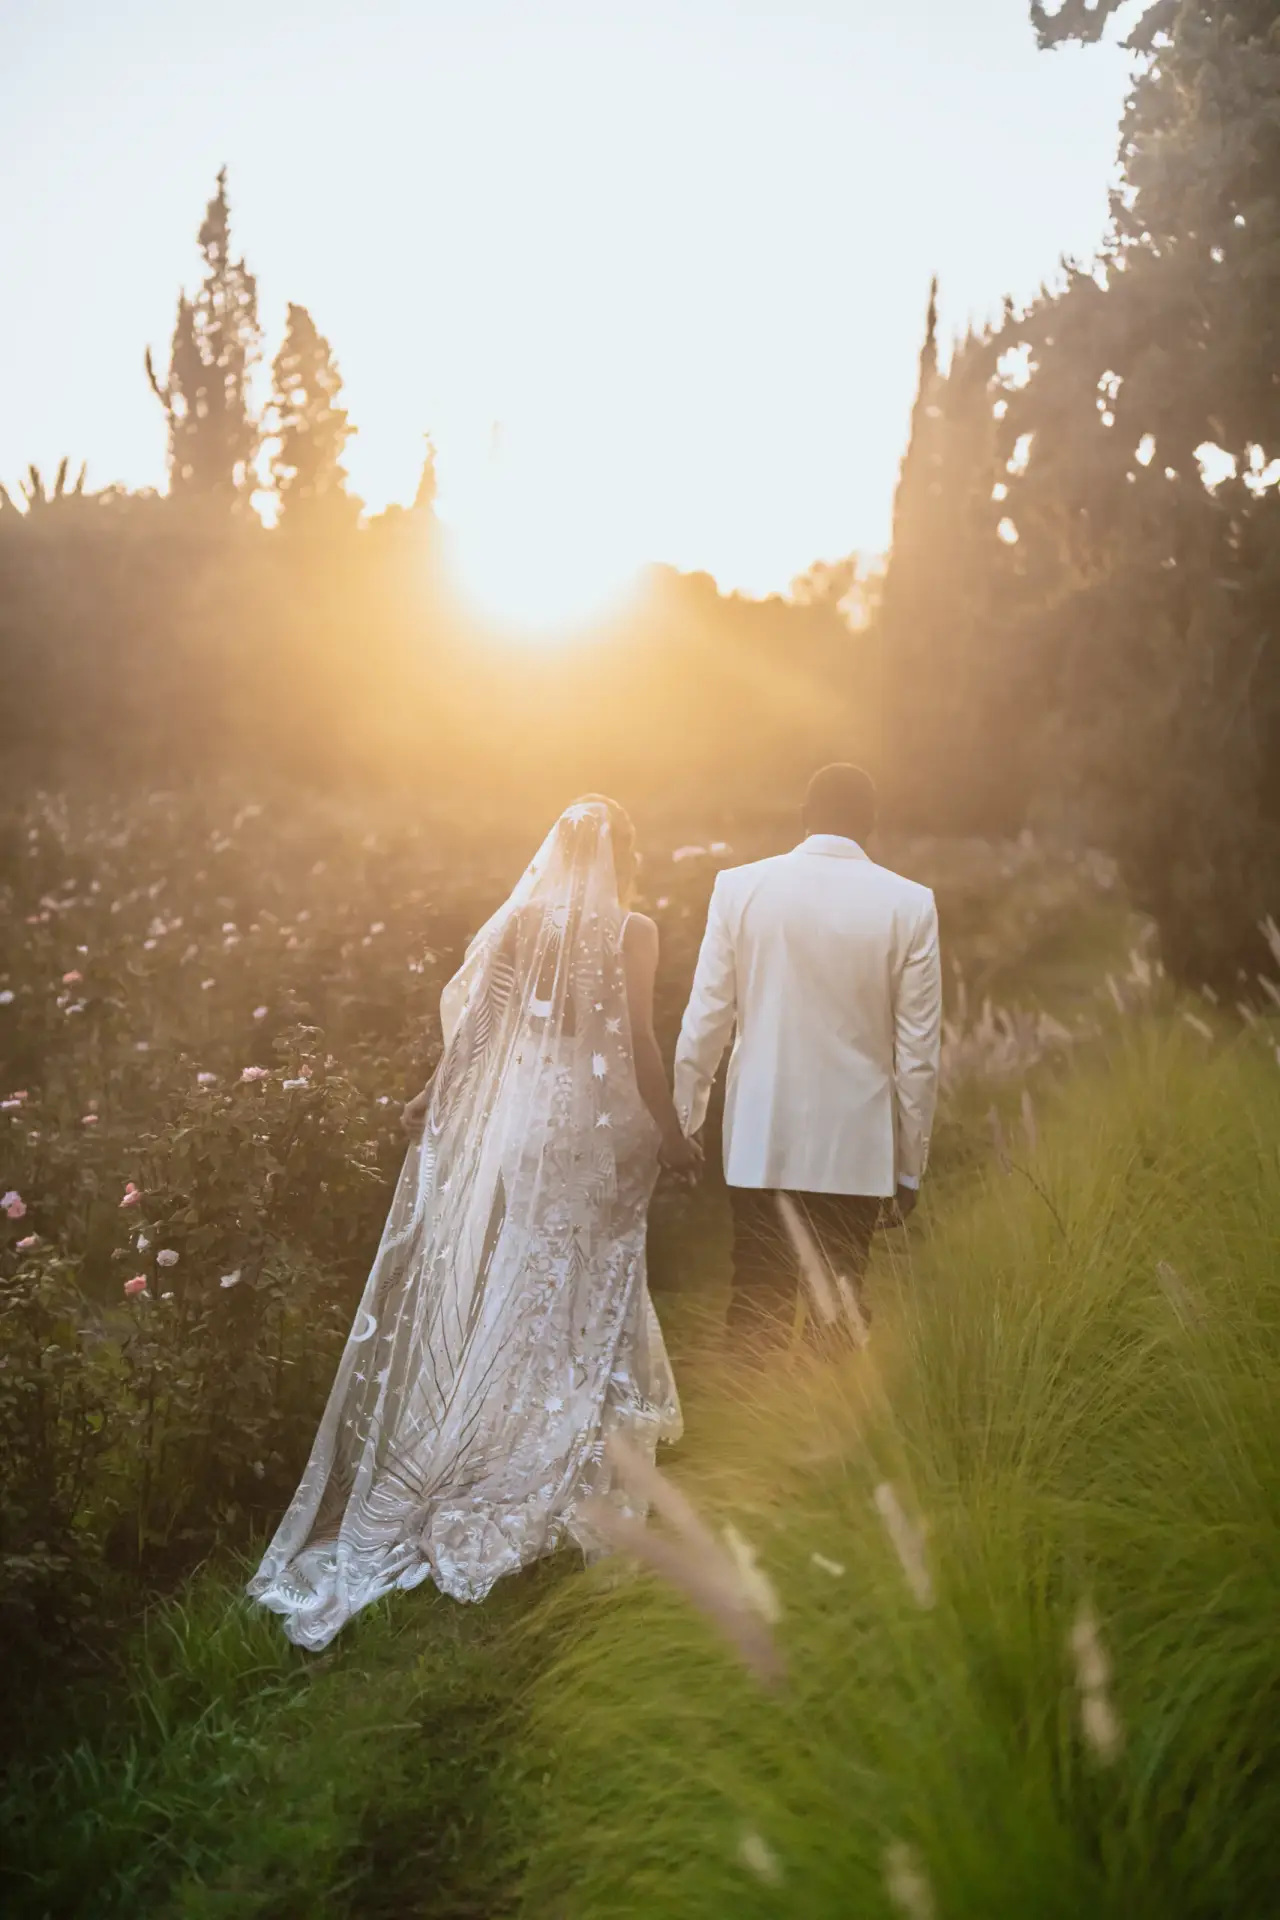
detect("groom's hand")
[659,1128,703,1180]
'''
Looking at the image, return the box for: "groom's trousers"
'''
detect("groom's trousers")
[726,1188,882,1342]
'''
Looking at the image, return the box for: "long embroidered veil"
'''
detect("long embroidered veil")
[249,799,681,1648]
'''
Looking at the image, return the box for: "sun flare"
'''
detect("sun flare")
[443,469,642,641]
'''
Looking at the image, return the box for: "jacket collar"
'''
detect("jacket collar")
[793,833,869,860]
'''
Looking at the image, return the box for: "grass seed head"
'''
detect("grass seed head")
[884,1840,936,1920]
[738,1829,784,1885]
[1256,973,1280,1013]
[776,1193,839,1325]
[873,1481,935,1608]
[585,1435,786,1685]
[834,1272,870,1347]
[721,1524,783,1626]
[1069,1600,1124,1765]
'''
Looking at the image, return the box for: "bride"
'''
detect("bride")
[249,796,700,1648]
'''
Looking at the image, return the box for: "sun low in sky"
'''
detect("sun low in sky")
[2,0,1139,600]
[441,428,645,639]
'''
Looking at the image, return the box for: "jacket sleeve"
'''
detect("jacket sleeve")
[673,874,738,1137]
[893,891,942,1186]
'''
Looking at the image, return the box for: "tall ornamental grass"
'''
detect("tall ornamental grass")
[514,1023,1280,1918]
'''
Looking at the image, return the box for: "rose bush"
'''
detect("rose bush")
[0,787,468,1668]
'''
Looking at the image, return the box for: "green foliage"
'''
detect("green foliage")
[4,1016,1277,1916]
[0,784,1128,1720]
[1029,0,1139,48]
[0,787,457,1691]
[1011,0,1280,984]
[879,286,1026,835]
[0,1251,113,1663]
[882,5,1280,982]
[0,1567,528,1917]
[514,1023,1280,1917]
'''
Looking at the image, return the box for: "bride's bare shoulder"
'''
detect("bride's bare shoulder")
[621,911,660,957]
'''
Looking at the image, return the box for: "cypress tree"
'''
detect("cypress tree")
[147,169,263,513]
[268,303,360,529]
[879,283,1019,832]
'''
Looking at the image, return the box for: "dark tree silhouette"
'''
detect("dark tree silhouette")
[878,282,1023,834]
[995,0,1280,980]
[147,169,262,512]
[268,303,361,529]
[0,458,87,514]
[871,6,1280,977]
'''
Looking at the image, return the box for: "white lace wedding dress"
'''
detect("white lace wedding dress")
[248,802,683,1649]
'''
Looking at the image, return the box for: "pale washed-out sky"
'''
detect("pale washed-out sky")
[1,0,1139,598]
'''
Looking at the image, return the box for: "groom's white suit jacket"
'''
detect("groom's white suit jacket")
[673,835,942,1197]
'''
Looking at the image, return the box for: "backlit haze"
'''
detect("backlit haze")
[2,0,1139,615]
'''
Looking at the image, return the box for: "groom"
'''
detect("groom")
[673,764,942,1340]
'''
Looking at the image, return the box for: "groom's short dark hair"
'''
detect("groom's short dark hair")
[803,764,877,842]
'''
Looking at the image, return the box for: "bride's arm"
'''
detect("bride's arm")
[623,914,702,1172]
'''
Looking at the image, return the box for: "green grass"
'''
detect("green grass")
[512,1024,1280,1918]
[0,1151,731,1920]
[1,1560,542,1917]
[4,1019,1278,1916]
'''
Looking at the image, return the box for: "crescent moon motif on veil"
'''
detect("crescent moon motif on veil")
[350,1309,378,1344]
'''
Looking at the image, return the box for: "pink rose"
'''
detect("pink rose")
[123,1275,148,1297]
[16,1234,38,1250]
[119,1183,141,1209]
[2,1191,27,1221]
[240,1066,269,1084]
[82,1114,99,1127]
[62,970,83,985]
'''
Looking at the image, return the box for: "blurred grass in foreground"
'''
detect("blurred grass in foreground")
[513,1022,1280,1918]
[4,1018,1277,1916]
